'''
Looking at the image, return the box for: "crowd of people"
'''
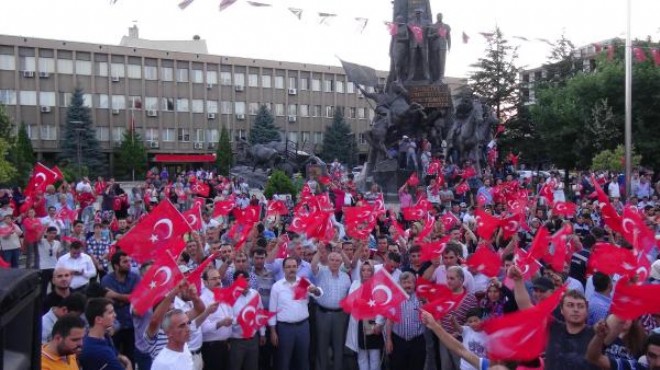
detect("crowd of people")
[1,160,659,370]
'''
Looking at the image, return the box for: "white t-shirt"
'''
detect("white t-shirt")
[460,326,488,370]
[151,345,193,370]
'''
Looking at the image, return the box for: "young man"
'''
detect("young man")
[42,293,86,343]
[79,298,133,370]
[151,309,194,370]
[43,267,73,314]
[41,314,86,370]
[55,240,97,292]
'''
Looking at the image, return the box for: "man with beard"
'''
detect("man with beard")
[43,267,73,314]
[42,314,86,370]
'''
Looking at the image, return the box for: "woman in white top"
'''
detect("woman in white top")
[345,261,385,370]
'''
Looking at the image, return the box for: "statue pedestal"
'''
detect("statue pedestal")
[405,82,453,109]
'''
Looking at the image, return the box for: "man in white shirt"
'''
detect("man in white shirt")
[55,240,97,292]
[229,270,266,370]
[75,177,93,194]
[40,206,65,236]
[422,243,475,294]
[199,268,232,370]
[268,257,322,370]
[152,309,194,370]
[174,285,209,370]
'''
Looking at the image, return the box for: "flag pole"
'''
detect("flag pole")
[624,0,632,200]
[131,108,136,182]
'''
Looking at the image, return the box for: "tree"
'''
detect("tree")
[114,129,147,181]
[60,88,106,177]
[591,145,641,172]
[321,108,358,167]
[0,138,16,184]
[13,122,35,186]
[249,105,281,145]
[216,125,233,175]
[0,105,13,140]
[263,170,297,199]
[469,27,520,120]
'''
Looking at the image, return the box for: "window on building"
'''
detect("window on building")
[177,68,189,82]
[60,93,72,107]
[248,103,259,115]
[83,94,92,108]
[191,69,204,83]
[299,104,309,117]
[359,133,367,144]
[0,90,16,105]
[162,98,174,111]
[112,127,125,142]
[145,128,159,142]
[237,129,246,139]
[161,67,173,81]
[220,101,232,114]
[324,80,333,93]
[262,103,272,112]
[0,55,15,71]
[234,73,245,87]
[220,72,232,85]
[288,104,297,116]
[97,94,109,109]
[144,66,158,80]
[235,102,246,115]
[288,131,298,143]
[206,129,219,143]
[349,107,356,118]
[19,91,37,106]
[194,129,205,142]
[301,131,310,144]
[97,62,108,76]
[300,77,308,91]
[314,132,323,144]
[129,96,142,110]
[358,108,366,119]
[127,64,141,79]
[177,128,190,142]
[38,58,55,73]
[95,127,110,142]
[326,106,334,117]
[25,125,38,140]
[20,56,36,71]
[262,75,271,88]
[75,60,92,75]
[336,81,344,93]
[207,101,218,114]
[311,78,321,91]
[274,76,285,89]
[288,77,297,89]
[274,103,285,116]
[248,74,258,87]
[192,99,204,113]
[112,95,126,110]
[41,125,57,140]
[347,82,355,93]
[162,129,175,142]
[206,71,218,85]
[57,59,73,74]
[312,105,321,117]
[145,97,158,111]
[110,63,125,78]
[176,98,189,112]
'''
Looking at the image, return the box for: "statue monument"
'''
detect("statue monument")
[343,0,495,192]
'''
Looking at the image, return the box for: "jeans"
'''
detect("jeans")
[1,249,20,268]
[357,349,380,370]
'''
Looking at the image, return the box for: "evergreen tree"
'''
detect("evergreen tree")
[0,138,16,184]
[60,87,106,177]
[115,129,147,181]
[216,125,233,175]
[249,105,281,145]
[13,122,35,186]
[321,108,358,167]
[0,105,13,140]
[469,27,520,120]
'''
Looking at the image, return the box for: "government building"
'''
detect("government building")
[0,27,465,170]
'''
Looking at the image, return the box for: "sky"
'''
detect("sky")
[1,0,660,79]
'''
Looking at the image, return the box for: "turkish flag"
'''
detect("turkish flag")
[652,49,660,67]
[51,166,64,181]
[590,175,609,203]
[129,253,184,315]
[406,172,420,187]
[601,203,623,235]
[24,163,58,197]
[212,197,235,218]
[288,214,311,234]
[539,184,554,205]
[386,22,398,36]
[466,246,501,278]
[275,233,290,259]
[474,209,502,240]
[343,205,376,225]
[587,243,640,278]
[186,254,216,295]
[552,201,577,217]
[633,47,647,62]
[117,199,191,263]
[461,167,476,180]
[233,205,261,224]
[22,217,45,243]
[440,212,459,231]
[415,214,435,244]
[620,206,658,256]
[500,213,523,240]
[341,268,409,322]
[402,205,426,221]
[483,285,566,361]
[389,214,408,240]
[527,227,551,261]
[455,181,470,195]
[427,160,441,176]
[237,294,273,338]
[56,207,78,223]
[191,182,210,197]
[514,247,541,280]
[610,277,660,320]
[477,193,488,207]
[419,235,451,262]
[293,277,311,300]
[213,276,249,306]
[416,277,447,302]
[422,290,467,320]
[192,197,206,211]
[266,200,289,217]
[183,204,203,231]
[545,224,572,272]
[409,25,423,43]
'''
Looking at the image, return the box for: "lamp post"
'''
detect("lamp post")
[624,0,633,199]
[70,120,83,177]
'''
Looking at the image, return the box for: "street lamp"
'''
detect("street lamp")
[70,120,84,177]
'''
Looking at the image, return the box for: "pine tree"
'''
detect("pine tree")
[60,88,106,177]
[249,105,281,144]
[469,27,520,120]
[13,122,35,186]
[321,108,357,167]
[216,125,233,175]
[0,105,13,140]
[0,138,16,184]
[114,129,147,181]
[0,105,19,185]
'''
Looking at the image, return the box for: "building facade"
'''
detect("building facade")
[0,31,465,170]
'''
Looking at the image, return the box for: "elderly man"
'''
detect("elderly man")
[199,268,232,370]
[152,309,194,370]
[312,251,351,370]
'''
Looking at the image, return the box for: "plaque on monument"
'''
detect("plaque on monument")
[407,84,452,108]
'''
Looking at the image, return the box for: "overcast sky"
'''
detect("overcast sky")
[2,0,659,78]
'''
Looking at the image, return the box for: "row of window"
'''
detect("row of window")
[0,90,373,119]
[0,55,376,94]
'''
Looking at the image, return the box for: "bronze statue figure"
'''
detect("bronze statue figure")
[428,13,451,83]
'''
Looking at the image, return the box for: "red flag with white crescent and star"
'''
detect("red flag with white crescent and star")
[422,289,467,320]
[186,254,217,295]
[212,197,235,218]
[551,201,577,217]
[237,293,273,338]
[129,253,184,315]
[340,268,409,322]
[213,276,249,306]
[293,277,312,300]
[24,163,58,198]
[610,277,660,320]
[266,200,289,217]
[183,203,203,231]
[466,246,501,278]
[474,209,502,241]
[116,199,191,263]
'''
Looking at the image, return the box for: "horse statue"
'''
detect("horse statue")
[445,92,497,174]
[236,138,282,173]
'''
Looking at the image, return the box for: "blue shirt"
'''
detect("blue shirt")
[101,271,141,329]
[392,294,425,341]
[588,292,611,326]
[79,335,124,370]
[266,258,313,282]
[313,266,351,309]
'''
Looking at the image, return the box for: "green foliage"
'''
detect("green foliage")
[591,145,641,172]
[216,126,233,175]
[114,129,147,180]
[469,27,520,120]
[320,108,358,167]
[249,105,281,145]
[0,105,13,140]
[498,104,547,167]
[13,122,35,186]
[0,138,17,184]
[60,88,107,178]
[263,170,297,199]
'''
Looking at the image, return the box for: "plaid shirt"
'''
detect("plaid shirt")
[86,236,111,270]
[392,294,425,341]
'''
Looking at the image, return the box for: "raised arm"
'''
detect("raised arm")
[421,310,481,369]
[509,265,533,310]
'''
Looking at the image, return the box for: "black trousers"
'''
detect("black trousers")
[390,333,425,370]
[202,339,229,370]
[112,328,135,365]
